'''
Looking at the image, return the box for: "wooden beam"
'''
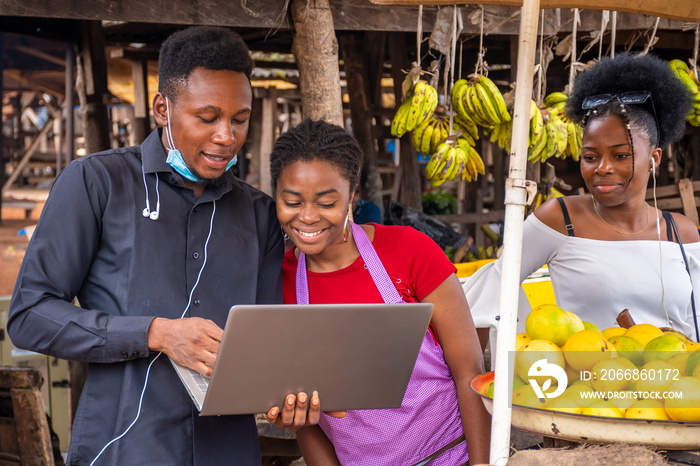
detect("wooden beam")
[13,45,65,67]
[3,69,64,98]
[369,0,700,23]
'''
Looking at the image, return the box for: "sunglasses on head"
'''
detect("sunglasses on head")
[581,91,660,146]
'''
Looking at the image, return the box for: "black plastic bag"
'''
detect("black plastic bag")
[384,200,467,251]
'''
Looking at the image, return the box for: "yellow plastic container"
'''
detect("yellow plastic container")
[455,259,496,279]
[456,261,556,309]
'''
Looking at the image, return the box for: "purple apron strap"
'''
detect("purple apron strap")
[296,222,403,304]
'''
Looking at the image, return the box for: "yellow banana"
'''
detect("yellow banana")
[426,143,450,179]
[451,80,470,121]
[420,121,436,155]
[544,120,557,160]
[464,84,491,127]
[455,115,478,140]
[478,76,511,123]
[528,127,548,163]
[474,81,501,126]
[412,118,429,153]
[391,101,411,137]
[566,120,582,161]
[406,80,426,131]
[552,115,568,157]
[433,144,457,181]
[417,84,438,128]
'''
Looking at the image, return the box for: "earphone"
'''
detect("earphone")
[141,164,161,221]
[651,159,656,176]
[90,201,217,465]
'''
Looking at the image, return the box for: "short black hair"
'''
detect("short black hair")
[270,119,363,195]
[566,53,692,149]
[158,26,254,100]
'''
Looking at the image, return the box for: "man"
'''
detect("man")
[8,26,313,465]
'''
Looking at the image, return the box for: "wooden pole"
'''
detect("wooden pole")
[0,33,4,221]
[340,33,384,213]
[389,32,422,210]
[130,58,151,145]
[291,0,343,127]
[76,21,111,155]
[490,0,540,464]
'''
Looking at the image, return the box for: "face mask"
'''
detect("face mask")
[163,97,238,182]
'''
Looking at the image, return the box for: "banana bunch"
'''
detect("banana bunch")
[543,91,568,113]
[669,59,700,127]
[529,108,569,163]
[391,80,439,137]
[412,109,479,153]
[425,141,485,186]
[452,75,511,128]
[487,119,513,153]
[527,94,583,163]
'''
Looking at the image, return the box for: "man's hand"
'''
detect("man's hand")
[147,317,223,376]
[266,391,347,431]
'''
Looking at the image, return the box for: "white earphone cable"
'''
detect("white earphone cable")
[90,201,217,465]
[652,161,672,328]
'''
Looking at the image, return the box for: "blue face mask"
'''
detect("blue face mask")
[164,97,238,182]
[165,149,238,182]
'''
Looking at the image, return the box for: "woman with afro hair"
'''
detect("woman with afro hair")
[466,52,700,348]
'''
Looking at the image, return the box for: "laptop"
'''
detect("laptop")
[169,302,434,416]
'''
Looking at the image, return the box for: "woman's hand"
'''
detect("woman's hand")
[266,391,347,431]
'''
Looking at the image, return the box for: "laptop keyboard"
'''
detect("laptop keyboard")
[189,368,211,392]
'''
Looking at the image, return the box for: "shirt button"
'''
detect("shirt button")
[193,252,200,259]
[193,207,198,212]
[121,351,128,358]
[194,299,201,306]
[132,352,140,357]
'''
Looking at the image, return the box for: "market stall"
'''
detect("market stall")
[373,1,700,464]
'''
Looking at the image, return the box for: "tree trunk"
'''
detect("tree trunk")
[340,33,382,211]
[389,32,422,210]
[291,0,343,127]
[76,20,111,155]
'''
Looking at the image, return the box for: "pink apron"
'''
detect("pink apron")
[296,222,468,466]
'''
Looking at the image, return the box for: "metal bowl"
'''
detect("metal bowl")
[470,371,700,450]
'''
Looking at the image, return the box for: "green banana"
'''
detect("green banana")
[543,91,568,108]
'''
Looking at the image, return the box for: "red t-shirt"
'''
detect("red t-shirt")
[282,224,457,305]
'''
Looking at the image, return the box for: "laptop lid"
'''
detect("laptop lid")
[180,302,433,416]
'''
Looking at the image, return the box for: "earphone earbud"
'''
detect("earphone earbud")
[141,165,161,221]
[651,160,656,176]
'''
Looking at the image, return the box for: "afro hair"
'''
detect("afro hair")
[566,53,692,148]
[158,26,253,100]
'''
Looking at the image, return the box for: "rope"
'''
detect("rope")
[693,23,699,81]
[598,11,609,60]
[449,6,459,134]
[474,6,486,77]
[416,5,423,67]
[641,17,661,55]
[569,8,579,93]
[611,12,617,57]
[535,9,545,104]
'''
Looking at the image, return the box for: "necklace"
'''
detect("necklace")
[592,195,649,235]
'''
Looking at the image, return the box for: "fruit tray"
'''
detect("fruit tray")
[470,372,700,450]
